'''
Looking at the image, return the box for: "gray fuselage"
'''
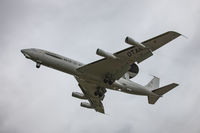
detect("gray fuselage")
[21,48,153,96]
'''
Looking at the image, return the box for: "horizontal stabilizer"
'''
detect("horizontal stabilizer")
[153,83,178,96]
[148,83,178,104]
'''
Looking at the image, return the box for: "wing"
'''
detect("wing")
[142,31,181,51]
[75,77,105,113]
[77,31,181,81]
[114,31,181,63]
[77,43,151,81]
[77,57,131,81]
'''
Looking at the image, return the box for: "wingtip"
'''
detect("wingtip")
[173,83,179,87]
[168,31,181,36]
[168,31,188,39]
[96,108,105,114]
[181,34,189,39]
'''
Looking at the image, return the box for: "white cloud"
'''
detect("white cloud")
[0,0,200,133]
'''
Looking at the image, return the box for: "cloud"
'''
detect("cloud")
[0,0,200,133]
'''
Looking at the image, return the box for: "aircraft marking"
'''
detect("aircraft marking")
[127,48,143,57]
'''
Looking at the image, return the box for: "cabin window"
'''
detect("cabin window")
[45,52,63,60]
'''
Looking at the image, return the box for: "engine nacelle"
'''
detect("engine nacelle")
[127,63,139,79]
[96,48,118,59]
[80,102,93,109]
[72,92,87,99]
[125,36,146,49]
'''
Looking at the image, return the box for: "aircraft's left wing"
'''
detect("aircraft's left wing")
[77,40,152,82]
[75,77,105,113]
[77,31,181,82]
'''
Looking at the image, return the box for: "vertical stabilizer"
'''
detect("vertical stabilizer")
[145,76,160,91]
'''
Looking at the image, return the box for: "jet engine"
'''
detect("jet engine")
[125,36,146,49]
[72,92,87,99]
[80,102,93,109]
[96,48,118,59]
[126,63,139,79]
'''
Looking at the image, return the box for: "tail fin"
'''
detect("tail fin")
[145,76,160,90]
[148,83,179,104]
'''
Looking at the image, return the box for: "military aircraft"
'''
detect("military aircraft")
[21,31,181,114]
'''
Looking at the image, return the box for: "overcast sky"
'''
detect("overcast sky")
[0,0,200,133]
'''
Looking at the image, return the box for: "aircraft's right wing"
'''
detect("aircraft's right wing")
[75,77,105,114]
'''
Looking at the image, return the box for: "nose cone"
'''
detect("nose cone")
[21,49,26,54]
[21,49,31,59]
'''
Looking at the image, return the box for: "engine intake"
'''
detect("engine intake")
[80,102,93,109]
[125,36,146,49]
[127,63,139,79]
[96,48,118,59]
[72,92,87,99]
[129,63,139,74]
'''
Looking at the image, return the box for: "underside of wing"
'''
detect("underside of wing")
[77,31,181,83]
[142,31,181,51]
[115,31,181,63]
[75,77,106,114]
[77,57,130,81]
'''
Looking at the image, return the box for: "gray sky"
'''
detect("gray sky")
[0,0,200,133]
